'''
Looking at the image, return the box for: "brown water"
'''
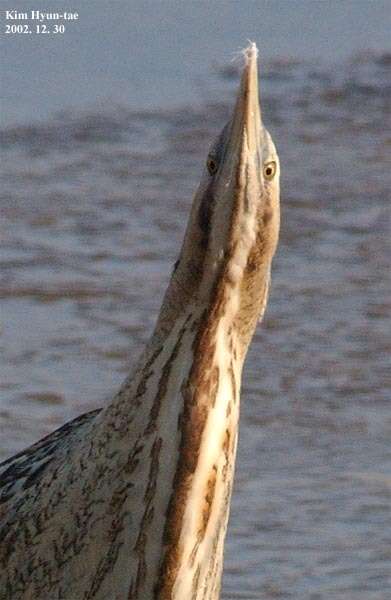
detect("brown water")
[1,54,390,598]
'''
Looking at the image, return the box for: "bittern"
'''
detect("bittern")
[0,42,280,599]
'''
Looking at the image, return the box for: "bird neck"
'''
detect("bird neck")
[153,292,242,598]
[93,242,271,598]
[150,251,270,598]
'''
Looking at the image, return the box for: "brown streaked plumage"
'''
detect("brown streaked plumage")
[0,42,280,599]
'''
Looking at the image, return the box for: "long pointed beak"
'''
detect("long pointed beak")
[229,42,262,160]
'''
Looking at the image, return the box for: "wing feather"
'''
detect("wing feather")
[0,409,101,504]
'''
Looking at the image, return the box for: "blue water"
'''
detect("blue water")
[1,0,390,124]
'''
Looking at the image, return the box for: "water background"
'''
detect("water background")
[1,1,390,598]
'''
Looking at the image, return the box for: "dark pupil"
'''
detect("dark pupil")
[266,167,272,175]
[209,160,216,172]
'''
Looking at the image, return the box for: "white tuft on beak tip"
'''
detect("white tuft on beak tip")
[242,41,258,65]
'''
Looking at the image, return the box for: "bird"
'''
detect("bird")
[0,42,280,600]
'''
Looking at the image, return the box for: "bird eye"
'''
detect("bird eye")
[263,161,277,180]
[206,156,218,175]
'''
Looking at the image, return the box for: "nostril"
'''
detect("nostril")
[206,157,218,175]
